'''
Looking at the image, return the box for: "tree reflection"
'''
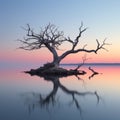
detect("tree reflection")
[22,74,100,116]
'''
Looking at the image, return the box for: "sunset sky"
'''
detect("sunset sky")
[1,0,120,69]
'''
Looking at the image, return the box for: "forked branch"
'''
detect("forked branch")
[95,38,109,53]
[88,67,99,79]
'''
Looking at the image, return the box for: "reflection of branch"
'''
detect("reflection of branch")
[88,67,99,79]
[94,91,100,105]
[39,81,58,107]
[22,75,100,117]
[72,94,83,115]
[59,81,99,116]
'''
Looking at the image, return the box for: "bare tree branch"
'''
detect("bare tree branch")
[63,22,88,51]
[59,38,109,61]
[95,38,109,53]
[18,23,109,67]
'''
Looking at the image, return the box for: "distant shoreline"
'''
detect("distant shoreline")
[61,63,120,66]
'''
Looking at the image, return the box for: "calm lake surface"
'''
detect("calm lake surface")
[0,65,120,120]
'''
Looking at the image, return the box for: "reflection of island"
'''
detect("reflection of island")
[23,74,100,116]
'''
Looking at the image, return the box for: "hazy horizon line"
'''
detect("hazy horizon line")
[61,63,120,66]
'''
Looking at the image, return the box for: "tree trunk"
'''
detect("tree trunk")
[52,57,60,68]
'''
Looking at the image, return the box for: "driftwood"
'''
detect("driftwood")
[88,67,99,79]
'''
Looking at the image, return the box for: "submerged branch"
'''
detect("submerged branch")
[88,67,99,79]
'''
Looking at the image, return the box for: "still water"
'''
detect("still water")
[0,65,120,120]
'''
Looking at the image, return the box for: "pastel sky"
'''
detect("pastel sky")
[1,0,120,69]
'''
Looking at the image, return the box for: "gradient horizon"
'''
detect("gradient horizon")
[1,0,120,69]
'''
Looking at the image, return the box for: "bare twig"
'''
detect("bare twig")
[75,54,90,70]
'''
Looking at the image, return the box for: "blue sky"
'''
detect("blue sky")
[1,0,120,40]
[0,0,120,67]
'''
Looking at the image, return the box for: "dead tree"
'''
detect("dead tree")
[18,23,109,68]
